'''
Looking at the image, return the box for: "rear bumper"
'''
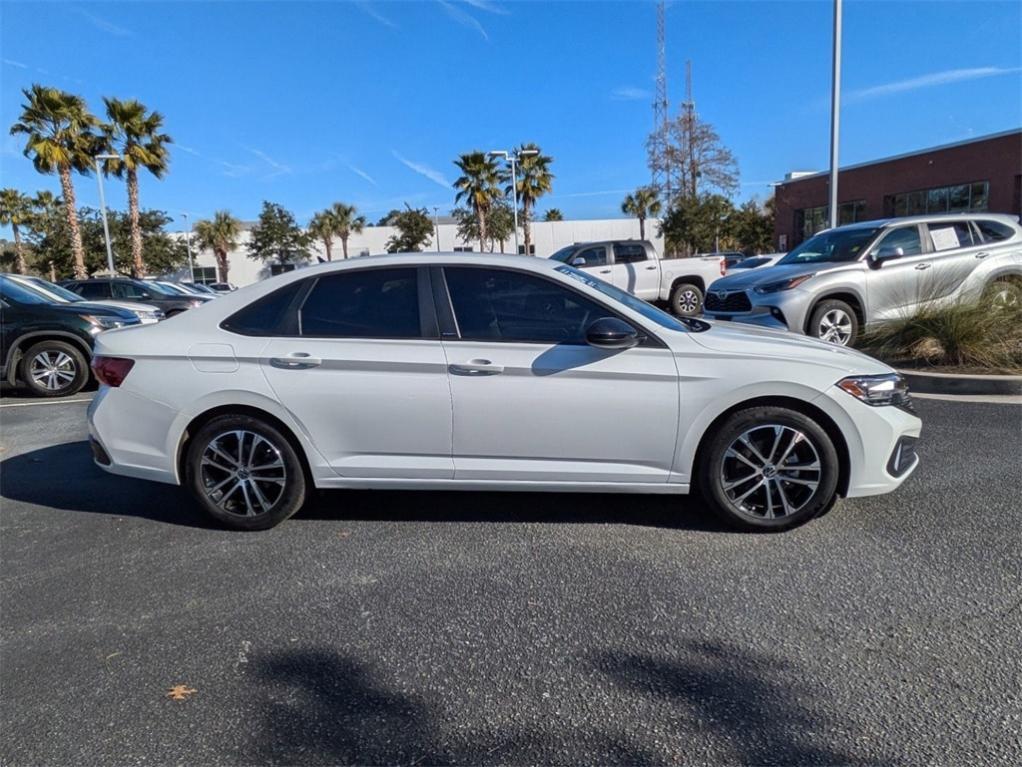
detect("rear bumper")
[87,387,180,485]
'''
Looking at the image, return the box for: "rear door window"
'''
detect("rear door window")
[76,281,111,299]
[927,222,975,251]
[613,243,648,264]
[299,268,420,338]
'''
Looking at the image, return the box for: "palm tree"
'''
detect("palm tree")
[621,186,662,241]
[0,189,32,274]
[101,98,172,278]
[194,211,242,283]
[505,143,553,256]
[329,202,366,259]
[543,208,563,222]
[308,210,336,261]
[453,151,500,252]
[10,85,100,279]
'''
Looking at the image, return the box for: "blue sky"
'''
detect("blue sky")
[1,0,1020,234]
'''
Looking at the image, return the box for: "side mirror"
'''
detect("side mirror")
[570,256,587,267]
[872,246,904,265]
[585,317,640,350]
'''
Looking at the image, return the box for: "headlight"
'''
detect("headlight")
[188,299,203,308]
[754,274,816,294]
[80,314,124,330]
[837,374,913,411]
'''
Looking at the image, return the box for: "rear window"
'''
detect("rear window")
[300,268,420,338]
[221,280,305,336]
[975,220,1015,243]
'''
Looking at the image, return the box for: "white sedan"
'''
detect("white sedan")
[88,253,921,532]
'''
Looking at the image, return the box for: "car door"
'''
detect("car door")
[258,267,455,480]
[922,220,985,302]
[609,243,660,300]
[567,245,612,283]
[864,224,930,321]
[437,265,680,484]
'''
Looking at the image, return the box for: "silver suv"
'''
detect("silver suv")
[703,213,1022,345]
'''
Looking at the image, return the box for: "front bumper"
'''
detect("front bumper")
[703,287,814,334]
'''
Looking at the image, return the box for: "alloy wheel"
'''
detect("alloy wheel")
[818,309,853,345]
[720,424,822,519]
[29,350,77,391]
[676,289,701,314]
[199,430,287,517]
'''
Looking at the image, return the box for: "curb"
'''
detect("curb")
[898,369,1022,396]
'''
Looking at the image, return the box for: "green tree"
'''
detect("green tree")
[0,188,33,274]
[621,186,662,241]
[730,198,775,254]
[451,206,480,249]
[329,202,366,259]
[487,200,514,252]
[543,208,563,222]
[307,210,336,261]
[194,210,242,283]
[659,193,736,256]
[385,205,434,252]
[247,201,311,266]
[453,151,500,252]
[504,143,553,256]
[100,98,172,278]
[9,84,101,279]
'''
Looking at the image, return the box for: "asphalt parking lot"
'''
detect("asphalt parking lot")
[1,391,1020,766]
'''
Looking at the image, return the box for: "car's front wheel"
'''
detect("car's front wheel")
[185,414,308,530]
[808,299,859,346]
[19,340,89,398]
[698,406,840,531]
[670,283,704,316]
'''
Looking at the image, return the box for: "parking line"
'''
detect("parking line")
[0,398,94,409]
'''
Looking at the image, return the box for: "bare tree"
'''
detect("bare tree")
[647,112,739,204]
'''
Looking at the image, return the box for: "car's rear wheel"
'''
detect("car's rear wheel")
[19,340,89,398]
[670,283,703,316]
[809,299,859,346]
[985,278,1021,311]
[185,414,307,530]
[698,406,840,531]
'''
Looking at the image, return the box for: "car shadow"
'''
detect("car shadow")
[0,441,731,533]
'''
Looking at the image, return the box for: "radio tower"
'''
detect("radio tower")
[681,59,696,198]
[651,0,670,202]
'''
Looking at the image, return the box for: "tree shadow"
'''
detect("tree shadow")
[1,442,732,533]
[592,641,875,766]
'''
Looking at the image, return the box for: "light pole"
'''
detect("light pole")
[827,0,843,229]
[94,153,119,275]
[433,206,440,252]
[181,212,195,282]
[488,148,538,255]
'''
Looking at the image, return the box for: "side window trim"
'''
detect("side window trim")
[436,264,665,348]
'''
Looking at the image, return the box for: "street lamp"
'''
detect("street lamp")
[433,206,440,252]
[94,153,119,275]
[827,0,843,229]
[488,148,538,255]
[181,212,195,282]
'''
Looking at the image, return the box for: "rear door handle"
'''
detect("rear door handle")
[975,251,990,259]
[270,353,322,370]
[914,263,932,270]
[449,359,504,376]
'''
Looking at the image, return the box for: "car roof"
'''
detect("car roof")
[282,251,562,276]
[832,212,1021,231]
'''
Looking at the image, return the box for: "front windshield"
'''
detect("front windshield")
[24,277,83,303]
[548,246,578,264]
[778,227,881,265]
[0,275,55,305]
[157,282,190,295]
[555,265,706,332]
[137,280,176,296]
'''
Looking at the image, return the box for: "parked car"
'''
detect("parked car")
[0,275,140,397]
[548,240,725,316]
[207,282,237,293]
[88,253,920,532]
[184,282,219,296]
[61,277,213,317]
[700,251,748,270]
[726,253,785,274]
[702,214,1022,346]
[5,274,165,323]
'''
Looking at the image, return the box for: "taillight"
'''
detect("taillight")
[91,356,135,387]
[720,258,726,276]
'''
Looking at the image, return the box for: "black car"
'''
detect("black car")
[0,275,140,397]
[60,277,213,316]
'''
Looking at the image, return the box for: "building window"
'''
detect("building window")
[795,200,865,242]
[193,267,217,285]
[453,246,474,252]
[517,244,537,255]
[886,181,989,217]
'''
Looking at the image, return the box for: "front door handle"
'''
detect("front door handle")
[449,359,504,376]
[645,265,657,270]
[598,269,611,274]
[270,353,322,370]
[914,263,932,271]
[975,251,990,259]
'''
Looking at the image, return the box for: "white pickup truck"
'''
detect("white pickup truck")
[548,240,725,316]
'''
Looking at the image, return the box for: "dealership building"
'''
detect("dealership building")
[174,217,662,287]
[772,129,1022,251]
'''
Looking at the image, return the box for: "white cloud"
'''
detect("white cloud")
[247,147,292,179]
[846,66,1022,103]
[611,86,650,101]
[462,0,509,14]
[77,8,132,37]
[392,150,451,188]
[176,144,200,156]
[347,164,378,186]
[437,0,489,42]
[2,58,28,69]
[355,1,397,29]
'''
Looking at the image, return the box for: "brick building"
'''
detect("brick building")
[772,129,1022,250]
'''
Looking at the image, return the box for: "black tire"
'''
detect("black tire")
[985,278,1021,311]
[165,309,185,318]
[18,340,89,398]
[670,282,703,316]
[808,299,859,346]
[185,414,308,531]
[697,406,840,532]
